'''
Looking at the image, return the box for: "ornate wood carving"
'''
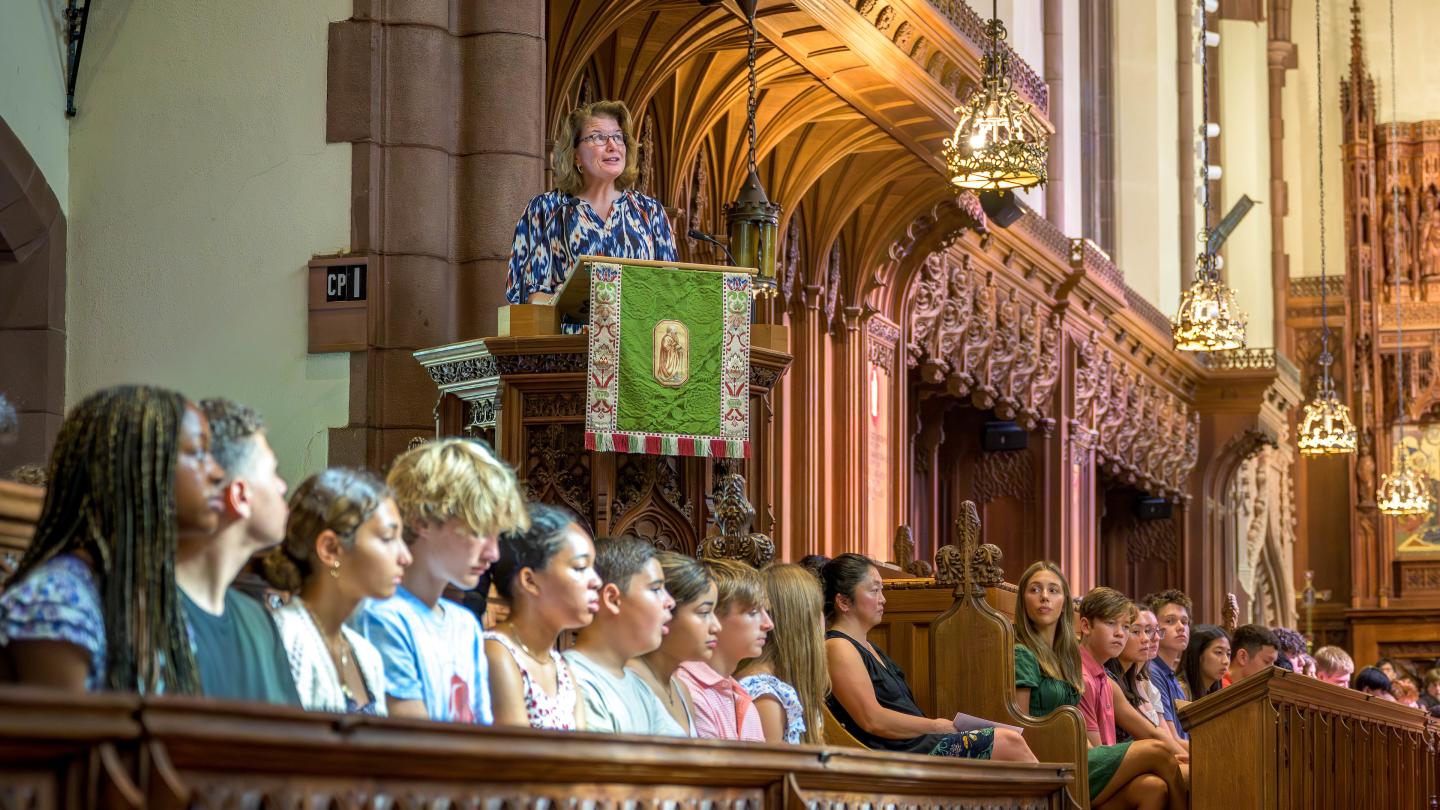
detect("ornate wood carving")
[891,524,933,577]
[935,501,1003,596]
[612,454,692,523]
[523,423,593,531]
[697,473,775,568]
[907,252,1061,430]
[973,447,1033,507]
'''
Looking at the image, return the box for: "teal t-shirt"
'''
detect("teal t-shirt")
[182,588,301,706]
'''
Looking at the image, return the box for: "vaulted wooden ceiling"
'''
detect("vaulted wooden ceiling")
[546,0,1051,318]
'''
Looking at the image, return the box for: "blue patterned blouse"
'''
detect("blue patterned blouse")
[506,188,679,305]
[0,553,106,690]
[740,673,806,744]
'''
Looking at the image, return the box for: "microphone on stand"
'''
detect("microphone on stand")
[688,229,738,267]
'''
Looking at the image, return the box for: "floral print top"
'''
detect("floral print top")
[0,554,105,690]
[506,188,678,305]
[484,630,578,731]
[739,673,806,744]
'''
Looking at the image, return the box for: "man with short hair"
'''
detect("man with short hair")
[176,398,300,704]
[1226,624,1279,685]
[1143,589,1193,741]
[563,535,683,735]
[1314,645,1356,688]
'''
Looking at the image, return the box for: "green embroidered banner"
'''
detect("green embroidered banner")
[585,262,751,458]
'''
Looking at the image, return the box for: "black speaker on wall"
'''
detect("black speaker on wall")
[1136,496,1173,521]
[979,189,1025,228]
[981,420,1028,451]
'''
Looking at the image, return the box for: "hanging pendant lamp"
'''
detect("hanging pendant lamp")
[724,0,781,298]
[1298,0,1356,456]
[1376,0,1431,517]
[1172,0,1247,352]
[942,0,1048,191]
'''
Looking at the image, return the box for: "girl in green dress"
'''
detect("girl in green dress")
[1012,562,1188,810]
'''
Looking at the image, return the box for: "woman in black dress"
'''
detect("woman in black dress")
[821,553,1035,761]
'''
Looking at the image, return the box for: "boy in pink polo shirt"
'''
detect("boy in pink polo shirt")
[1076,587,1133,745]
[676,559,773,741]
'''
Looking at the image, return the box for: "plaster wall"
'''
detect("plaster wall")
[1286,0,1440,280]
[0,0,69,213]
[1111,0,1182,314]
[1218,18,1274,347]
[973,0,1050,216]
[65,0,352,483]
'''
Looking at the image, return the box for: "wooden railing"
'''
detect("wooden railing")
[0,686,1073,810]
[1180,668,1440,810]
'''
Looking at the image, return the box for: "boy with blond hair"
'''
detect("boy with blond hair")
[1313,645,1356,688]
[352,439,528,723]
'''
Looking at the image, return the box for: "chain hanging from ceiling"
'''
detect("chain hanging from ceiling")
[1298,0,1357,456]
[1171,0,1247,353]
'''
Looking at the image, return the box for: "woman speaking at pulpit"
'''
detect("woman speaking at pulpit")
[506,100,678,306]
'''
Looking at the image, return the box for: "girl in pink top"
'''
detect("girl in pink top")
[675,559,772,741]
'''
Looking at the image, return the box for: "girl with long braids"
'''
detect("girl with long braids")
[262,468,411,714]
[0,385,225,693]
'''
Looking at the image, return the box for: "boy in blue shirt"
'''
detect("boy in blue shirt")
[352,439,528,723]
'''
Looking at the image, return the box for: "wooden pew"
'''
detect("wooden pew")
[1180,667,1440,810]
[0,686,1074,810]
[0,481,41,578]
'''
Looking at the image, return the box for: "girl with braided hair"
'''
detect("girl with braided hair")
[0,385,226,693]
[262,468,411,714]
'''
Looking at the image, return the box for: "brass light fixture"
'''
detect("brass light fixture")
[1377,0,1431,517]
[1298,0,1356,456]
[724,0,781,298]
[1171,0,1247,352]
[942,0,1048,191]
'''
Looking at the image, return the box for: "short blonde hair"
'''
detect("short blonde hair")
[553,100,639,196]
[387,438,529,541]
[703,558,767,615]
[1313,645,1355,676]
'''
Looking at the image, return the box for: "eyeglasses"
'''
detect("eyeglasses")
[578,132,625,147]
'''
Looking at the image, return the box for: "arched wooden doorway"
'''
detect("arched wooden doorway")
[0,116,66,472]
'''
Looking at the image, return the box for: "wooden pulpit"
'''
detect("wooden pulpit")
[414,258,791,554]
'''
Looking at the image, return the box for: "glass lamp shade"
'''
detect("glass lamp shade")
[1172,252,1247,351]
[1377,465,1432,517]
[1296,387,1357,455]
[943,89,1048,191]
[724,168,781,298]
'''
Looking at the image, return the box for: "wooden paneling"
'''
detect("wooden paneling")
[0,687,1073,810]
[1180,668,1440,810]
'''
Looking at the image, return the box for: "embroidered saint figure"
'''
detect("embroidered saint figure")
[654,321,689,387]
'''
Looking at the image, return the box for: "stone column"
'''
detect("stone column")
[327,0,546,469]
[0,118,65,471]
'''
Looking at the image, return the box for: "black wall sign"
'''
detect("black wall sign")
[325,264,367,302]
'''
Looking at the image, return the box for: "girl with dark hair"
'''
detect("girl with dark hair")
[1180,625,1230,700]
[262,468,410,714]
[822,553,1035,762]
[485,503,601,730]
[630,551,720,736]
[1015,564,1188,808]
[0,385,225,693]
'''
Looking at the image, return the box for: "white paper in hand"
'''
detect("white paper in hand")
[953,711,1024,735]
